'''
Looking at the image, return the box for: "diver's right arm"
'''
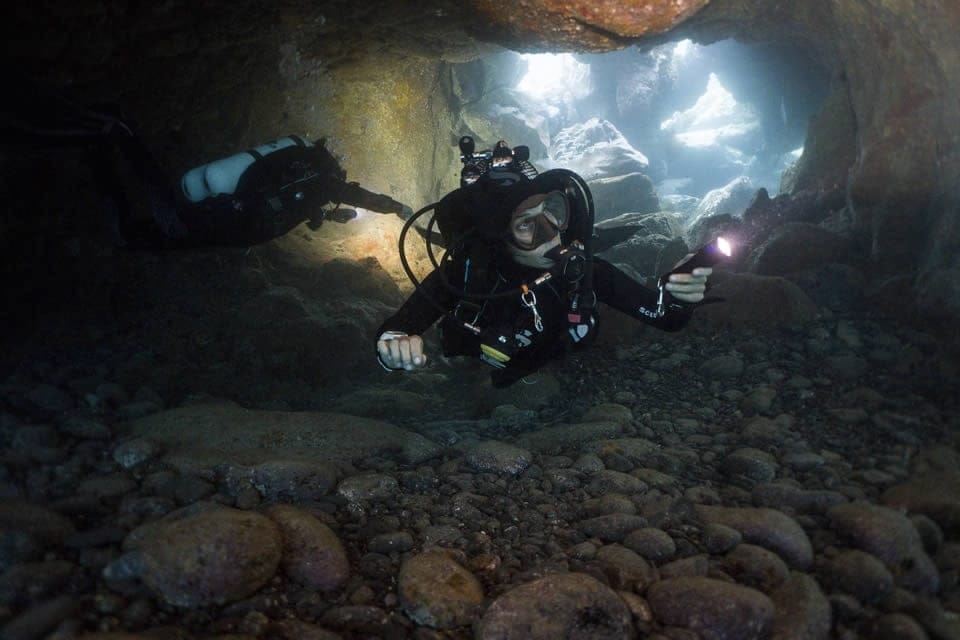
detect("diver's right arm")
[375,268,453,371]
[338,181,413,218]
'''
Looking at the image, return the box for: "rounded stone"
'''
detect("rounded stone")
[265,504,350,592]
[476,572,634,639]
[398,549,484,629]
[139,507,282,608]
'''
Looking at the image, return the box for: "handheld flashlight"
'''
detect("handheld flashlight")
[654,236,732,315]
[661,236,732,283]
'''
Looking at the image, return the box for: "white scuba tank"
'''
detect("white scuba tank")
[180,136,312,203]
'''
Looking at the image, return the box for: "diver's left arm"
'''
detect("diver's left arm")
[591,258,711,331]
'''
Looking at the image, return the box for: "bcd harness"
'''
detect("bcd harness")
[473,247,599,370]
[432,232,599,370]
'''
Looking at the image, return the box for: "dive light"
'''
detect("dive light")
[653,236,732,315]
[660,236,732,285]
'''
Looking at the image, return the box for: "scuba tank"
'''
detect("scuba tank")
[180,135,311,203]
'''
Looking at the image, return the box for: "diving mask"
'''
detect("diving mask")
[508,191,569,250]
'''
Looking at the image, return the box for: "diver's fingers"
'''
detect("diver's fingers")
[666,283,706,296]
[396,338,414,369]
[666,273,707,302]
[668,268,712,283]
[377,339,405,369]
[408,335,426,367]
[396,336,427,369]
[378,334,427,370]
[376,340,393,366]
[391,339,411,368]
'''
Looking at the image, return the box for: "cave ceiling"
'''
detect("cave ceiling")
[280,0,822,67]
[7,1,815,89]
[293,0,731,65]
[168,1,722,67]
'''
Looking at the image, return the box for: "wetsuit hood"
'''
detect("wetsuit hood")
[434,169,593,249]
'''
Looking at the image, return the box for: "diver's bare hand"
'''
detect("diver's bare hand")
[377,333,427,370]
[666,253,712,303]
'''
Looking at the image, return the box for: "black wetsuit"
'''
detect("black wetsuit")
[376,250,694,387]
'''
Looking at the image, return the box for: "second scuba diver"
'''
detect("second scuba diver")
[376,138,716,388]
[116,134,414,250]
[1,70,413,251]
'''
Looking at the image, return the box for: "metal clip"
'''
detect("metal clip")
[521,288,544,333]
[655,280,667,318]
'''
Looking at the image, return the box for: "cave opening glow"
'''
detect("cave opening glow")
[515,53,592,102]
[659,72,759,148]
[497,38,828,204]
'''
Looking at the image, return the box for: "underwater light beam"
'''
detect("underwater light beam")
[515,53,591,101]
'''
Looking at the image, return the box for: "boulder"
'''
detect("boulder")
[137,508,282,608]
[689,176,756,225]
[745,222,851,276]
[549,118,649,180]
[599,232,689,280]
[588,173,660,221]
[476,572,634,639]
[687,271,819,331]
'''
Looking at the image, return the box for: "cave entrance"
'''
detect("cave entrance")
[454,38,830,217]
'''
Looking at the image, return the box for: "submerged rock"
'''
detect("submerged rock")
[476,572,634,640]
[828,502,939,594]
[137,507,282,608]
[695,505,813,569]
[265,504,350,592]
[647,576,774,640]
[588,173,660,221]
[398,550,483,629]
[769,572,832,640]
[464,440,532,475]
[549,118,649,180]
[127,400,443,470]
[689,176,755,224]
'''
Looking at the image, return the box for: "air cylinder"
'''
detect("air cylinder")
[180,136,311,203]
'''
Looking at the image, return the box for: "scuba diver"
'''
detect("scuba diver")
[1,70,412,250]
[376,136,721,388]
[140,134,413,249]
